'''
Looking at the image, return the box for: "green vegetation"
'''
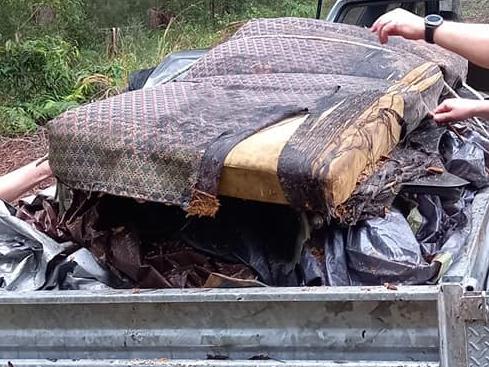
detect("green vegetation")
[0,0,324,136]
[461,0,489,22]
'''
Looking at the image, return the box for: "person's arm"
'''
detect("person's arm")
[433,99,489,124]
[0,158,53,203]
[371,9,489,69]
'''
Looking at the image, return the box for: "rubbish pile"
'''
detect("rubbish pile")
[1,19,488,291]
[2,116,488,291]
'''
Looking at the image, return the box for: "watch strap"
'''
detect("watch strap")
[425,24,436,44]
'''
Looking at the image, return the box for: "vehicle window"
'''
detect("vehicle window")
[341,6,367,25]
[386,3,403,11]
[337,1,428,27]
[401,2,426,15]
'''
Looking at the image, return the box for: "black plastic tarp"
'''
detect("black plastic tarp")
[1,115,489,290]
[0,198,127,291]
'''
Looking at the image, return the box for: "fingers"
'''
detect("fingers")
[372,16,401,44]
[371,14,387,32]
[379,21,397,44]
[371,13,392,43]
[433,112,456,124]
[371,9,424,42]
[433,100,456,124]
[371,9,400,32]
[434,101,452,114]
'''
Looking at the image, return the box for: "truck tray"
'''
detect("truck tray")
[1,190,489,366]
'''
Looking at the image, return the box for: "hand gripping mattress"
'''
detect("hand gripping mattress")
[47,18,467,218]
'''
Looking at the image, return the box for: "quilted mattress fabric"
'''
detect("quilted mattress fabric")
[47,18,467,218]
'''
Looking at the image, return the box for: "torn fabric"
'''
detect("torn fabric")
[47,18,466,218]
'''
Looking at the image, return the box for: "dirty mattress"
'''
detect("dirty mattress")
[47,18,467,219]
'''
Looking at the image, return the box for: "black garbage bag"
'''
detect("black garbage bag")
[346,210,440,285]
[415,194,445,254]
[59,193,291,288]
[303,188,474,287]
[299,246,325,286]
[440,130,489,188]
[42,248,130,290]
[320,228,350,287]
[127,67,156,91]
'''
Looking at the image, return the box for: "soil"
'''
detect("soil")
[462,0,489,23]
[0,128,55,194]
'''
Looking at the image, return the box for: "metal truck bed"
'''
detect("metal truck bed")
[0,286,440,363]
[1,190,489,367]
[0,361,441,367]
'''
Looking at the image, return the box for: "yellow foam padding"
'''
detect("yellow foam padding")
[219,62,443,208]
[219,114,308,204]
[324,93,404,207]
[218,102,355,204]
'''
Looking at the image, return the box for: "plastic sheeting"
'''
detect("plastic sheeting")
[302,189,472,287]
[306,119,489,286]
[320,189,474,286]
[440,129,489,188]
[2,118,489,290]
[0,200,123,291]
[302,120,489,286]
[55,195,303,288]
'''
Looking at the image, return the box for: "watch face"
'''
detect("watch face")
[425,14,444,26]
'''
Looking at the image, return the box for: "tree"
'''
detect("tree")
[0,0,88,44]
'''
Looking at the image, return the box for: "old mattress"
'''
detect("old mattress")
[48,18,467,218]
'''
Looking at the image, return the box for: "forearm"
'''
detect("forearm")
[434,22,489,68]
[0,159,52,202]
[474,100,489,120]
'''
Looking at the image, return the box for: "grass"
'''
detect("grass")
[6,0,488,138]
[0,0,326,136]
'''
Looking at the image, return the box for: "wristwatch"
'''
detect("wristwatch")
[425,14,444,44]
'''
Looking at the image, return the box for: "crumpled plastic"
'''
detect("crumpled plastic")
[0,199,125,291]
[301,121,484,287]
[315,189,473,286]
[346,210,440,285]
[42,247,128,290]
[182,199,305,287]
[60,194,302,288]
[0,200,71,291]
[440,129,489,188]
[2,116,489,290]
[169,120,486,287]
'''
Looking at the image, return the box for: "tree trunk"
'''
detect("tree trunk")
[32,5,56,26]
[148,7,173,29]
[106,27,121,58]
[209,0,215,23]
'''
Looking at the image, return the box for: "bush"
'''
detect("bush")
[0,35,125,135]
[0,0,92,45]
[0,107,37,137]
[0,36,79,105]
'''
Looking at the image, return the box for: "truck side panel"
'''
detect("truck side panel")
[0,288,438,362]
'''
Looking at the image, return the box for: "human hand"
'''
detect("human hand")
[371,8,425,44]
[433,98,484,124]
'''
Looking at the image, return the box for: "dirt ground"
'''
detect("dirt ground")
[462,0,489,22]
[0,129,49,174]
[0,129,54,192]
